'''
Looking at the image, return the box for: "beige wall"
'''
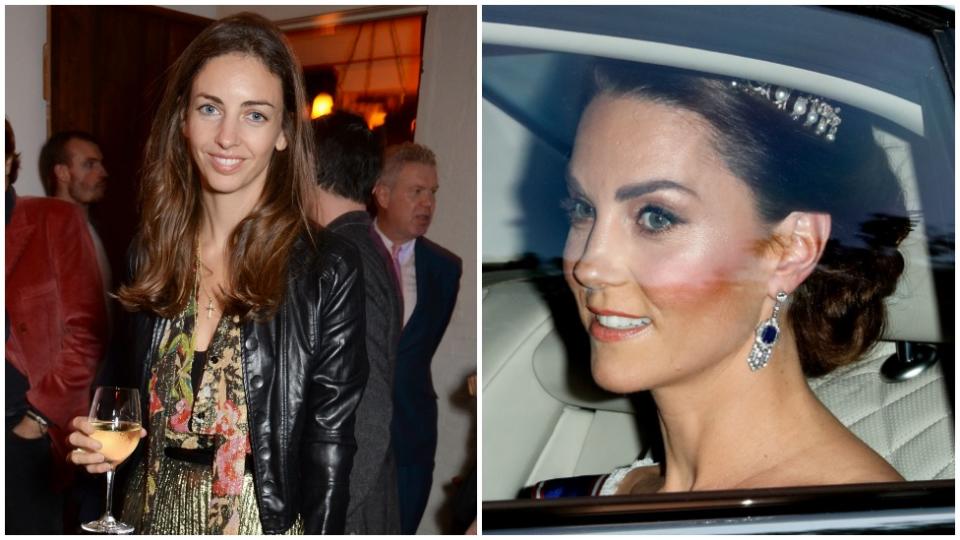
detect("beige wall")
[412,5,477,534]
[5,5,48,196]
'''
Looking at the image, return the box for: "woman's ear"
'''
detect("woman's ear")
[275,130,288,152]
[770,211,831,295]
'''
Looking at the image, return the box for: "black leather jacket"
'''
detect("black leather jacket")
[123,229,368,534]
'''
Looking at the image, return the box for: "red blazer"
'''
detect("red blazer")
[6,195,108,486]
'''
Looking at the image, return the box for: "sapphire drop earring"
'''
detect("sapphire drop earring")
[747,291,788,371]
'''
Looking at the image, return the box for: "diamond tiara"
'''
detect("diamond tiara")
[730,80,842,142]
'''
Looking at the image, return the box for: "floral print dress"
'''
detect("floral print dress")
[121,297,303,534]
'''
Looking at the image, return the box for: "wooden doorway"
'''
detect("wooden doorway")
[48,5,211,287]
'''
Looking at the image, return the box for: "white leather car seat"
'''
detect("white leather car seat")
[481,277,954,501]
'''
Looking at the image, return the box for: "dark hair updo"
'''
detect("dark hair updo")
[590,61,911,377]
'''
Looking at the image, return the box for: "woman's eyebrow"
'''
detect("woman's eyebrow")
[615,179,699,201]
[565,170,585,196]
[565,171,699,201]
[195,93,276,108]
[241,100,276,109]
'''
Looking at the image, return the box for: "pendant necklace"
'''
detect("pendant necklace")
[203,291,215,320]
[196,241,217,320]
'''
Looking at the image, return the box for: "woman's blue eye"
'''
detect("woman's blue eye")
[561,197,595,223]
[199,104,218,115]
[248,111,267,122]
[638,206,677,233]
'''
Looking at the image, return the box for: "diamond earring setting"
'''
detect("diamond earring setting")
[747,291,789,371]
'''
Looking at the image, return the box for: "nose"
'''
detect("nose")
[215,116,239,149]
[570,220,627,292]
[99,163,108,179]
[419,191,436,210]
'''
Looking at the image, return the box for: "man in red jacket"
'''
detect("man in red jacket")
[5,118,108,533]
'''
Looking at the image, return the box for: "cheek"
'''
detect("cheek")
[254,131,281,160]
[562,226,587,263]
[184,126,202,154]
[183,117,198,141]
[258,147,276,165]
[405,199,420,218]
[391,200,412,222]
[639,245,760,310]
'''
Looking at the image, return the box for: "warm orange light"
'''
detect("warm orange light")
[368,111,387,129]
[311,13,341,35]
[311,93,334,119]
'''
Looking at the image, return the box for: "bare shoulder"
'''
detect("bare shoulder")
[819,436,904,484]
[752,433,904,488]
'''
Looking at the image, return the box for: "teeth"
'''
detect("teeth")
[596,314,651,329]
[213,157,241,167]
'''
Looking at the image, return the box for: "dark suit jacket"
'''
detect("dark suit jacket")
[327,211,402,534]
[390,236,462,465]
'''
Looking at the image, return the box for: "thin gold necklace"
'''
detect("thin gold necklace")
[196,241,218,320]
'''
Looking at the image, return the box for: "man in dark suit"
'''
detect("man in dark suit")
[311,112,403,534]
[373,142,462,534]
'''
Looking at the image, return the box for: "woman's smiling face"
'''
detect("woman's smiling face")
[563,94,778,393]
[183,53,287,201]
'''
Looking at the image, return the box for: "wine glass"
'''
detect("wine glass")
[81,386,142,534]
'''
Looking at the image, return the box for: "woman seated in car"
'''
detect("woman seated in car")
[530,61,909,497]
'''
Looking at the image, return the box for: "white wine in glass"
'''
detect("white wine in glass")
[81,387,141,534]
[89,420,141,465]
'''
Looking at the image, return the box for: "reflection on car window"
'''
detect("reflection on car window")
[481,5,954,522]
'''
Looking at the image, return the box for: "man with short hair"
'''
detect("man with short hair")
[373,142,462,534]
[38,131,111,291]
[39,131,108,211]
[311,112,402,534]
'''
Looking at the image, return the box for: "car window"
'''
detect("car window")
[483,6,953,270]
[481,5,954,532]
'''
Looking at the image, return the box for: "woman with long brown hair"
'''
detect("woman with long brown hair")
[66,13,367,534]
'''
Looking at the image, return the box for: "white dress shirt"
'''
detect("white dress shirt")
[374,222,417,327]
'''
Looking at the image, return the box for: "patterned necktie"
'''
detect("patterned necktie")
[391,243,403,302]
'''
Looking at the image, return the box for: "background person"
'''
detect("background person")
[311,111,403,534]
[372,142,462,534]
[6,118,108,533]
[38,131,111,292]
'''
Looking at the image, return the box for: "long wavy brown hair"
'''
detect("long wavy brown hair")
[117,13,314,320]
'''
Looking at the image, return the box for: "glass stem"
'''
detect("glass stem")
[104,468,116,520]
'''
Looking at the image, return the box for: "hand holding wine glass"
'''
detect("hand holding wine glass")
[67,404,147,473]
[70,387,144,534]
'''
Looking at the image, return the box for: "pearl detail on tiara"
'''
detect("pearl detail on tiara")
[730,80,842,142]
